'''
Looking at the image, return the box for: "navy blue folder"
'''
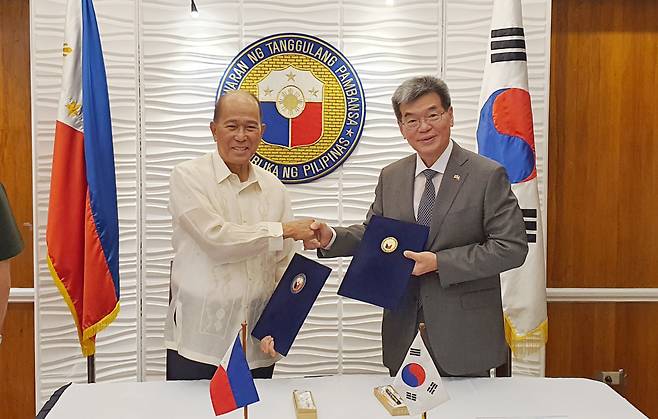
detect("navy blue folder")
[252,253,331,356]
[337,215,429,310]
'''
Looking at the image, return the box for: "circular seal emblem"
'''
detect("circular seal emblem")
[217,33,366,183]
[380,237,398,253]
[290,273,307,294]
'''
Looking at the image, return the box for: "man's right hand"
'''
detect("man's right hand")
[304,221,333,250]
[282,219,316,241]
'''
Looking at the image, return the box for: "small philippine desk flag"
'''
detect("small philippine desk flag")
[209,334,259,416]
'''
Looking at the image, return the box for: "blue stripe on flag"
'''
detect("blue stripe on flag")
[227,336,260,407]
[81,0,120,296]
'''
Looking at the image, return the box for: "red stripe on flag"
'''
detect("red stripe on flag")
[210,367,238,415]
[47,121,87,331]
[46,121,119,356]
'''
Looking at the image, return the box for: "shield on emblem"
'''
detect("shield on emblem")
[258,66,324,148]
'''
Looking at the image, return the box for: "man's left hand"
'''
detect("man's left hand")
[259,335,277,358]
[403,250,438,276]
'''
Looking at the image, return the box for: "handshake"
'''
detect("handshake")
[284,219,438,276]
[282,219,332,250]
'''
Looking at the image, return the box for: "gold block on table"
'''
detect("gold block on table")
[293,389,317,419]
[374,385,410,416]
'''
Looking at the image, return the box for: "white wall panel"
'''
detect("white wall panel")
[338,0,443,376]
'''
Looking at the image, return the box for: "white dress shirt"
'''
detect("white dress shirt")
[165,152,297,368]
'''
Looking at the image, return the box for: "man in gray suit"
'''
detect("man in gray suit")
[306,75,528,377]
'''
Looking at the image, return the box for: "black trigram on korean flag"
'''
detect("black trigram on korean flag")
[427,382,438,395]
[409,347,421,357]
[490,27,527,63]
[406,392,417,402]
[522,208,537,243]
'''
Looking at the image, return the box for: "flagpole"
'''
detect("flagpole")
[242,321,248,419]
[87,355,95,383]
[419,322,426,418]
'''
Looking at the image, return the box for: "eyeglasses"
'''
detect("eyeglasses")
[401,111,447,130]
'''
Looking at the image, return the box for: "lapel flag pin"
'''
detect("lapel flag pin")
[453,174,460,181]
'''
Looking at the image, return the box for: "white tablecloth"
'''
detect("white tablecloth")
[45,375,647,419]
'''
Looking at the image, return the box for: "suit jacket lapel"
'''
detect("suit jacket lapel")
[396,155,416,223]
[427,142,469,247]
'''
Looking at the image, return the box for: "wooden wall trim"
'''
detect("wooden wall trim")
[548,288,658,302]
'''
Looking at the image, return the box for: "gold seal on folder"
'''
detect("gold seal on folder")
[380,237,398,253]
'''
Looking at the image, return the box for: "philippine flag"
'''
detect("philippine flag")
[476,0,548,358]
[46,0,120,357]
[392,331,449,415]
[209,334,260,416]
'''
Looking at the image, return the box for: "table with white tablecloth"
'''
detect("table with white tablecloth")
[44,374,647,419]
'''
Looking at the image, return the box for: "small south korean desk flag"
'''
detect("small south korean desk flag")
[392,331,449,415]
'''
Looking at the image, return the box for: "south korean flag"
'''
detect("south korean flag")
[392,331,450,415]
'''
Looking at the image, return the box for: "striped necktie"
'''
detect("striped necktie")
[417,169,438,226]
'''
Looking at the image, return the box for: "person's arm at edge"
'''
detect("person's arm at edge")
[0,184,24,338]
[0,260,10,336]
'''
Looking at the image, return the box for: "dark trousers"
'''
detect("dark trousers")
[166,349,275,380]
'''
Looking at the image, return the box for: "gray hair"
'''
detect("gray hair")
[391,76,451,122]
[213,89,262,122]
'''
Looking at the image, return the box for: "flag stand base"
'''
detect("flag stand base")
[87,355,95,383]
